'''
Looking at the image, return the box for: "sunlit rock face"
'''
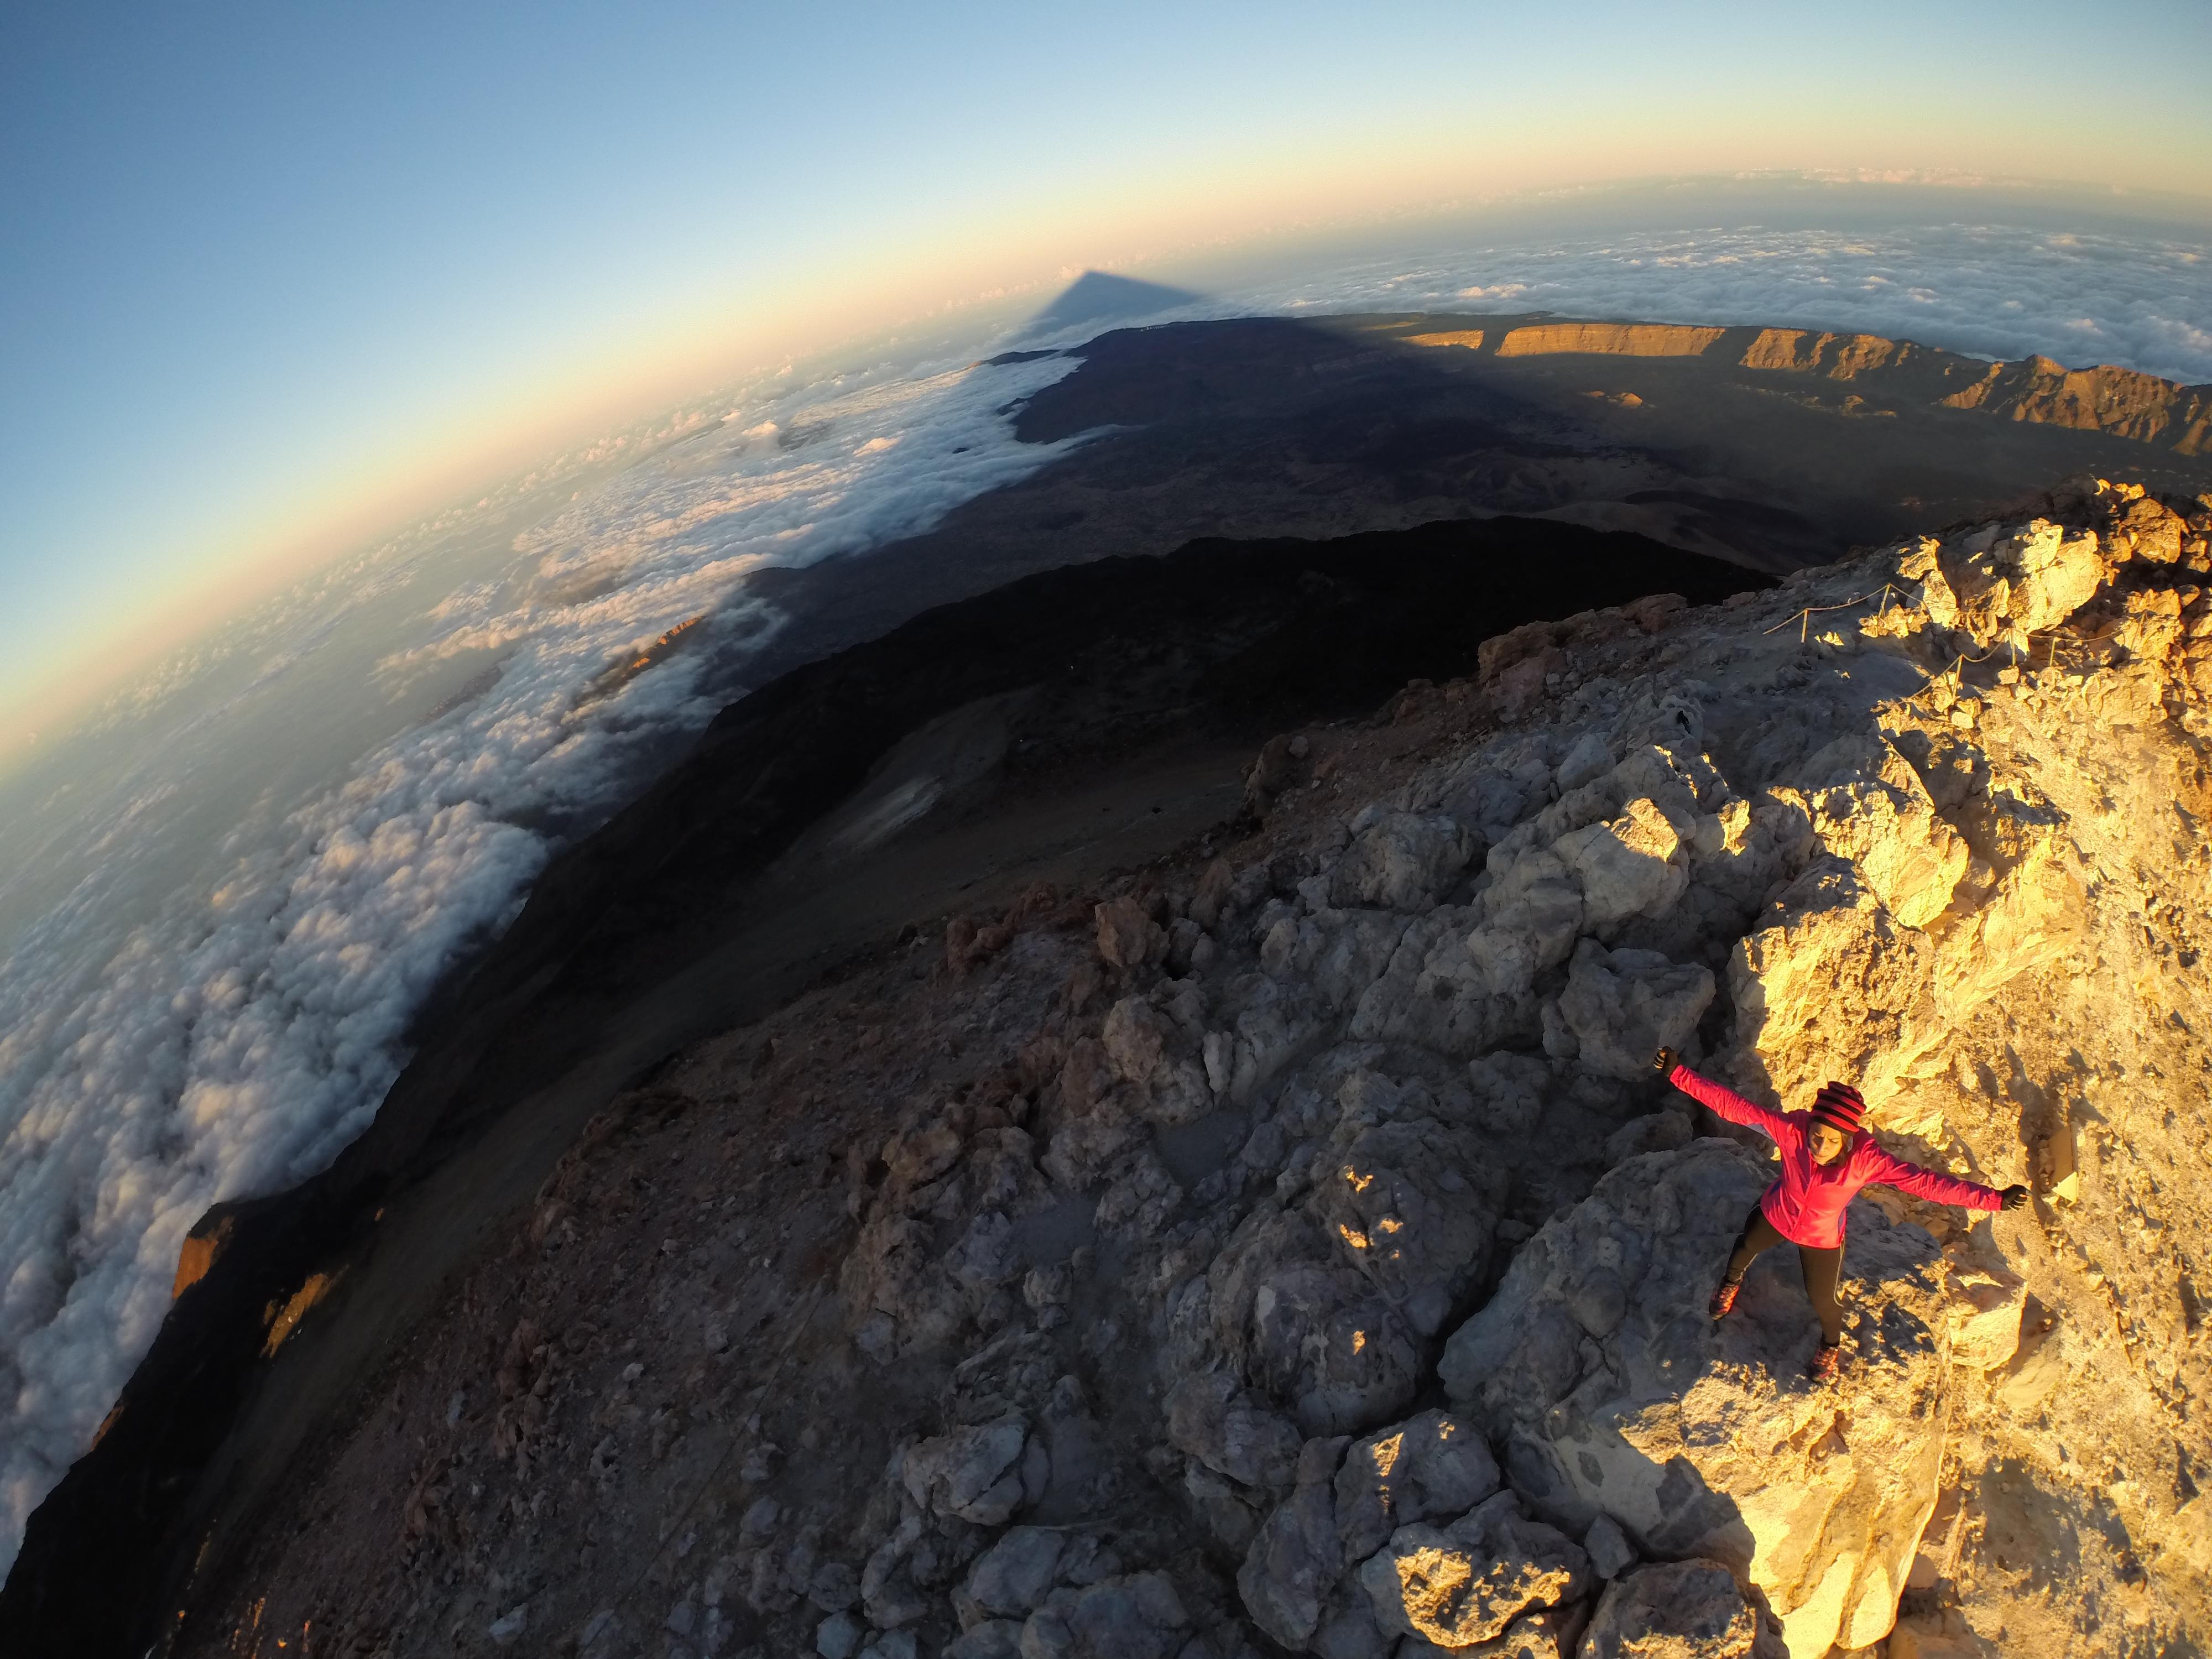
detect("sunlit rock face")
[1439,1140,1956,1655]
[154,478,2212,1659]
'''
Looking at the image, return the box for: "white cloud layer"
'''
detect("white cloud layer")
[0,350,1083,1571]
[1227,221,2212,384]
[0,213,2204,1577]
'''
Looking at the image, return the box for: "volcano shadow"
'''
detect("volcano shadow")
[1022,269,1203,337]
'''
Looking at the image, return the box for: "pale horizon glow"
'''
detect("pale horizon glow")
[6,0,2212,759]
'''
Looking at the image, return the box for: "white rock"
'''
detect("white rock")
[487,1603,527,1645]
[1307,1114,1504,1336]
[1206,1205,1423,1436]
[1166,1369,1302,1490]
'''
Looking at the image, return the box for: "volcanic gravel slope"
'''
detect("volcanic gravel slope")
[173,478,2212,1658]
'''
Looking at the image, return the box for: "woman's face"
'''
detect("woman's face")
[1809,1124,1848,1164]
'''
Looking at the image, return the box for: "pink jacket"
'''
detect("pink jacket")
[1668,1063,2002,1248]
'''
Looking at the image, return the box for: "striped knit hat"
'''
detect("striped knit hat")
[1812,1081,1866,1135]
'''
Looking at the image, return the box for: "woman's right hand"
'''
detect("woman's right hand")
[1652,1046,1678,1074]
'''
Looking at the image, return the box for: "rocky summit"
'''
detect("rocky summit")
[170,477,2212,1658]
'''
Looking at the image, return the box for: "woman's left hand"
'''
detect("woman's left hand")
[1999,1183,2031,1211]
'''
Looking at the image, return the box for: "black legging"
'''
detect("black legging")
[1723,1205,1843,1347]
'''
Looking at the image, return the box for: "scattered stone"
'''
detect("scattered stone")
[943,1619,1026,1658]
[1020,1571,1190,1659]
[901,1415,1035,1525]
[1577,1558,1781,1657]
[1097,897,1168,972]
[1582,1514,1637,1580]
[810,1559,862,1613]
[962,1526,1064,1620]
[816,1610,865,1659]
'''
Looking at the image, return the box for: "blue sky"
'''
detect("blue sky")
[4,0,2209,738]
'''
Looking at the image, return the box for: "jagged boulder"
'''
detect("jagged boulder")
[1334,1410,1502,1559]
[1260,908,1416,1013]
[959,1527,1065,1623]
[1798,732,1967,930]
[1727,859,1943,1106]
[1332,808,1478,911]
[1239,1438,1353,1648]
[900,1415,1044,1526]
[1101,994,1213,1125]
[1096,896,1167,971]
[1307,1089,1506,1336]
[1902,518,2110,650]
[1577,1559,1783,1658]
[1546,942,1714,1080]
[1207,1203,1424,1436]
[1438,1140,1956,1657]
[1556,796,1693,931]
[1019,1571,1190,1659]
[1166,1369,1303,1491]
[1357,1489,1591,1647]
[1348,903,1545,1058]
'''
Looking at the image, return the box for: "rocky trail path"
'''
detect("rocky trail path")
[184,479,2212,1659]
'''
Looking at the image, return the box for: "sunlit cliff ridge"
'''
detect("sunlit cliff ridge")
[180,478,2212,1658]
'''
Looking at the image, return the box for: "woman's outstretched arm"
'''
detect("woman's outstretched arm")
[1652,1048,1797,1146]
[1861,1146,2024,1211]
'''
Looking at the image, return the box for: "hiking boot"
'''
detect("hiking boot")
[1809,1342,1843,1384]
[1707,1280,1741,1321]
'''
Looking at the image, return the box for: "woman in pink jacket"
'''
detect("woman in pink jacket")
[1653,1047,2028,1383]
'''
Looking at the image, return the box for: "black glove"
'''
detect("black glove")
[2000,1183,2031,1211]
[1652,1046,1678,1075]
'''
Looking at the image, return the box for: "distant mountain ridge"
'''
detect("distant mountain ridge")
[1387,316,2211,455]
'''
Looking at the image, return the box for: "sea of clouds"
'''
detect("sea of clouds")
[0,211,2205,1574]
[0,349,1089,1567]
[1234,219,2212,384]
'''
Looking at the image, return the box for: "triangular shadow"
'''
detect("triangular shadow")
[1025,269,1203,337]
